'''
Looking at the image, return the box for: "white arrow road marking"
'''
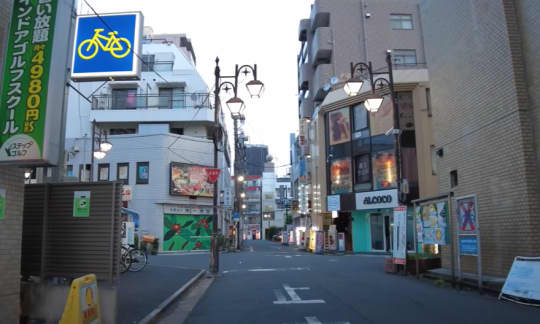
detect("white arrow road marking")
[273,284,326,304]
[304,317,350,324]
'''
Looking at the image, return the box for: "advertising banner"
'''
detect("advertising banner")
[73,191,90,218]
[0,0,72,164]
[393,206,407,264]
[337,232,345,252]
[121,221,135,245]
[330,158,352,194]
[456,196,478,234]
[328,107,351,145]
[414,200,448,245]
[0,188,5,220]
[314,231,324,254]
[71,12,143,81]
[121,185,132,201]
[170,163,215,197]
[163,214,212,251]
[372,151,397,190]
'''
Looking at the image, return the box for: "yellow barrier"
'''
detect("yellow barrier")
[59,274,101,324]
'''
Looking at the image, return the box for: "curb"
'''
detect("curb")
[137,269,207,324]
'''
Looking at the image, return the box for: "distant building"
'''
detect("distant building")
[245,144,268,176]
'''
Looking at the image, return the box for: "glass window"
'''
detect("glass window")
[142,54,155,72]
[136,162,149,184]
[352,137,371,155]
[393,49,417,65]
[372,151,397,190]
[329,158,352,194]
[65,165,73,177]
[98,163,109,181]
[112,89,137,109]
[159,88,185,109]
[391,14,413,30]
[354,154,371,192]
[371,135,394,152]
[328,107,351,146]
[79,164,91,182]
[117,163,129,184]
[353,103,370,139]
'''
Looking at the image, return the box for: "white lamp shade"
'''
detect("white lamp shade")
[93,151,106,160]
[100,141,112,152]
[364,97,384,112]
[237,175,245,182]
[226,97,245,114]
[344,79,364,96]
[246,79,264,98]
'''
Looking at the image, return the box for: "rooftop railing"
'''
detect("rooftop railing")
[91,92,211,110]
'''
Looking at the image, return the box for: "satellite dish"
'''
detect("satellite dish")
[330,76,339,85]
[323,83,331,92]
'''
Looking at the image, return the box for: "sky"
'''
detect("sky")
[80,0,312,176]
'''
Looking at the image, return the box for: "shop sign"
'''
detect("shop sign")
[392,206,407,264]
[0,0,71,164]
[355,189,398,210]
[71,12,143,81]
[121,185,132,201]
[327,195,340,211]
[73,191,91,218]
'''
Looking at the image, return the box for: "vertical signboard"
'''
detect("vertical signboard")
[393,206,407,265]
[455,195,482,290]
[0,188,5,220]
[0,0,72,164]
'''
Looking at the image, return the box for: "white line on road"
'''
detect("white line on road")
[273,284,326,305]
[304,317,350,324]
[222,267,310,274]
[285,255,292,258]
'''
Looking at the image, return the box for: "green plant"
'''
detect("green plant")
[408,252,439,260]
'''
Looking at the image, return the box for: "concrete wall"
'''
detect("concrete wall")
[0,1,25,322]
[420,0,540,276]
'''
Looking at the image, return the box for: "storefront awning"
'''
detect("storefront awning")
[121,207,140,228]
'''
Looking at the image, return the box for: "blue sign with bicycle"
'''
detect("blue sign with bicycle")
[71,12,143,81]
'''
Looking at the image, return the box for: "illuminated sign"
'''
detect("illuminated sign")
[71,12,143,81]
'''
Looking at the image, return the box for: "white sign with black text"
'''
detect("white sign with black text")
[355,189,398,210]
[327,195,340,211]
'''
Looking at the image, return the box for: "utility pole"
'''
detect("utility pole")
[210,58,221,274]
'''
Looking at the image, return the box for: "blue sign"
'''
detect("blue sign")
[71,12,143,81]
[459,236,478,255]
[233,212,239,220]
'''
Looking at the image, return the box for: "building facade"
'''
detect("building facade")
[297,0,438,253]
[65,28,233,252]
[419,0,540,277]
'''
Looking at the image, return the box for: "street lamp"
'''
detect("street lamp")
[90,119,113,180]
[346,50,403,202]
[210,57,264,274]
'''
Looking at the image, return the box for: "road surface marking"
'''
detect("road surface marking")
[222,267,310,274]
[273,289,287,303]
[285,255,292,258]
[250,246,255,252]
[304,317,350,324]
[273,284,325,304]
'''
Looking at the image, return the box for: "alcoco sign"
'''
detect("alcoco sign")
[0,0,72,165]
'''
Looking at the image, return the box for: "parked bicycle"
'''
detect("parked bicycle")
[120,244,148,273]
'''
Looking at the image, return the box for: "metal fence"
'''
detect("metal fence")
[91,92,211,110]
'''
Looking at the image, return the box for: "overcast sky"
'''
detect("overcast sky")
[81,0,312,176]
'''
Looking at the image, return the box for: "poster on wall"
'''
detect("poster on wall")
[330,158,352,194]
[170,163,214,197]
[163,214,212,251]
[73,191,91,218]
[315,231,324,254]
[328,107,351,145]
[372,151,397,190]
[415,201,448,245]
[457,196,478,234]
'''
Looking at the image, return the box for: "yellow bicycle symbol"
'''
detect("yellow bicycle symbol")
[77,28,131,60]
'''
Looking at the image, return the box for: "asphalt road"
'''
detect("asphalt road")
[183,240,540,324]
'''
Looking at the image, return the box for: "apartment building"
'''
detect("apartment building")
[297,0,437,253]
[65,27,233,252]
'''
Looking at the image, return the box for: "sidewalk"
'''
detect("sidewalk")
[117,258,204,324]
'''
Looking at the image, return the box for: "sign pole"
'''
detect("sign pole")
[449,192,456,287]
[475,195,483,294]
[414,201,419,279]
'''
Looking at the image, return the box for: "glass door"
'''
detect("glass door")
[370,214,384,251]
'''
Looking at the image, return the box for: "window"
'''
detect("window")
[109,128,136,135]
[329,158,353,194]
[450,170,458,188]
[170,127,184,135]
[142,54,155,72]
[393,50,417,65]
[112,88,137,109]
[159,88,185,109]
[65,165,73,177]
[372,151,397,190]
[391,14,413,30]
[430,145,438,175]
[117,163,129,184]
[98,163,110,181]
[353,103,369,139]
[354,154,371,191]
[79,164,91,182]
[136,162,149,184]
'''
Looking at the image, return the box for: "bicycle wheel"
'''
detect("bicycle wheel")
[120,246,131,273]
[110,38,131,59]
[128,248,147,272]
[77,39,98,60]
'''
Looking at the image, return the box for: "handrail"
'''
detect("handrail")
[91,92,211,110]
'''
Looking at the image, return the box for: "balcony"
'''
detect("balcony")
[298,62,311,90]
[89,92,215,123]
[298,19,310,41]
[311,27,332,66]
[312,63,332,101]
[310,0,330,31]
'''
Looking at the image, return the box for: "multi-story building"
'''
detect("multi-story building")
[419,0,540,277]
[243,176,262,239]
[275,176,292,228]
[245,144,269,177]
[65,27,233,252]
[297,0,437,252]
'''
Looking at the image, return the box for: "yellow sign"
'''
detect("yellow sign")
[77,28,131,60]
[60,274,102,324]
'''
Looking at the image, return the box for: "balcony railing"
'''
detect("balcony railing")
[91,92,211,110]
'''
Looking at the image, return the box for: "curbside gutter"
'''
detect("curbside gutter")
[137,269,207,324]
